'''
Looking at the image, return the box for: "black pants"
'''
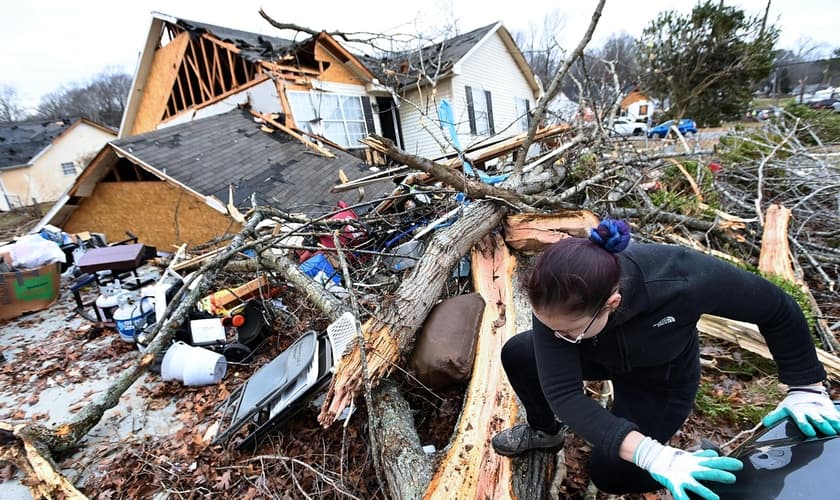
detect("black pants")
[500,330,701,494]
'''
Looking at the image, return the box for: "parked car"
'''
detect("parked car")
[808,98,838,110]
[832,101,840,113]
[646,118,698,138]
[610,118,647,137]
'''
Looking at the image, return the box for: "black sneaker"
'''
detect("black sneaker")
[491,423,567,456]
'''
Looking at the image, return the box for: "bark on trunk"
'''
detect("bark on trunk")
[423,233,519,498]
[318,201,506,426]
[371,381,433,500]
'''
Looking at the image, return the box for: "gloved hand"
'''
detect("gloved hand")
[633,436,743,500]
[762,385,840,437]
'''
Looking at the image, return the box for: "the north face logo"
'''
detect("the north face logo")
[653,316,676,327]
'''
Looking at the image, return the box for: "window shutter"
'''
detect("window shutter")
[525,99,532,128]
[361,96,376,134]
[465,86,476,135]
[485,90,495,135]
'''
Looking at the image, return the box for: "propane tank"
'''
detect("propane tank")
[113,294,154,343]
[95,280,123,321]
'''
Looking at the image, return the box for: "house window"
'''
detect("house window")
[61,162,76,175]
[515,97,531,132]
[287,91,374,149]
[466,86,495,136]
[638,104,649,116]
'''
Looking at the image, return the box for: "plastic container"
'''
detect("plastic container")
[181,346,227,386]
[160,342,191,381]
[160,342,227,386]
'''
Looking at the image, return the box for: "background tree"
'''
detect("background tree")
[0,85,25,122]
[637,0,777,125]
[36,68,131,128]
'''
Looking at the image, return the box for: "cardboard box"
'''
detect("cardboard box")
[0,255,61,321]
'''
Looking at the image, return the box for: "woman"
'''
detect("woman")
[492,219,840,500]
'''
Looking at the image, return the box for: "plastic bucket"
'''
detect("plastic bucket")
[181,346,227,386]
[160,341,191,381]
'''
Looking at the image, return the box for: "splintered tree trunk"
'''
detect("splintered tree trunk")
[503,211,600,255]
[758,204,796,282]
[319,201,506,425]
[424,233,519,498]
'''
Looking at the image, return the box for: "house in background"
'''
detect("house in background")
[619,85,655,123]
[0,118,115,211]
[120,13,397,157]
[41,108,388,249]
[369,22,542,160]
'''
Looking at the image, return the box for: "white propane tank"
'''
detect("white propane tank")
[113,294,154,343]
[95,280,123,321]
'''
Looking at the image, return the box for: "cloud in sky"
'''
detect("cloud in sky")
[1,0,838,110]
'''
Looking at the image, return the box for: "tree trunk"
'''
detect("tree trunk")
[424,233,519,498]
[318,200,506,426]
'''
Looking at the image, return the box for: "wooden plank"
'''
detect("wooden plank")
[226,46,239,87]
[697,315,840,381]
[503,211,601,255]
[199,37,214,91]
[187,38,213,101]
[424,232,517,499]
[251,110,336,158]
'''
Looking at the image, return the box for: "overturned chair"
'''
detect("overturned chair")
[212,312,357,449]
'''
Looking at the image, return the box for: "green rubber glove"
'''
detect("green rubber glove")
[762,385,840,437]
[633,436,743,500]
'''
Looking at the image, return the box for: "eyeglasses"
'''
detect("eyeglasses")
[553,305,604,344]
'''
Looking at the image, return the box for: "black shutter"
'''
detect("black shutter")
[525,99,531,128]
[361,96,375,134]
[485,90,495,135]
[465,86,476,134]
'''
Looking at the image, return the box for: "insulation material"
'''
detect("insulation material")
[62,181,237,249]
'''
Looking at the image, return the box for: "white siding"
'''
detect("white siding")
[452,32,537,150]
[396,31,537,160]
[397,80,455,159]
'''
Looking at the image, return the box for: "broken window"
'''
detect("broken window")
[287,91,372,149]
[515,97,531,132]
[61,162,76,175]
[465,86,495,136]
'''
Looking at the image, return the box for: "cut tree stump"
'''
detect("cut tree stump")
[424,232,518,498]
[503,211,600,255]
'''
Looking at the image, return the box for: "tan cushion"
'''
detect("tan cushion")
[409,293,485,389]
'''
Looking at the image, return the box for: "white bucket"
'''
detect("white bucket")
[160,341,191,381]
[181,346,227,386]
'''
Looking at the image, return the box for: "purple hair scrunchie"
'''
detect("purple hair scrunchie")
[589,219,631,253]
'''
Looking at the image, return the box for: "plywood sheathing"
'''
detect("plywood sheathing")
[62,181,237,249]
[131,31,191,136]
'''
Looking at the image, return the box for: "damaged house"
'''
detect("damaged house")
[119,13,398,156]
[0,118,115,210]
[368,22,543,160]
[38,108,383,250]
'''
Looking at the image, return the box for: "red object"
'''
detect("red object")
[318,201,366,249]
[707,162,722,173]
[231,314,245,327]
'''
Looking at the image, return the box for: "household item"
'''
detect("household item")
[77,243,154,289]
[160,341,227,386]
[113,295,154,343]
[182,346,227,386]
[0,259,61,322]
[189,318,227,345]
[95,280,124,321]
[197,275,269,315]
[70,273,101,322]
[409,293,486,389]
[213,329,334,449]
[235,300,269,348]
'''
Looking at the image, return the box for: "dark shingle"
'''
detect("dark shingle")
[363,23,498,88]
[0,118,78,169]
[112,109,389,215]
[175,17,297,63]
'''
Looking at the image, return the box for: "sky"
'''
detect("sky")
[2,0,838,111]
